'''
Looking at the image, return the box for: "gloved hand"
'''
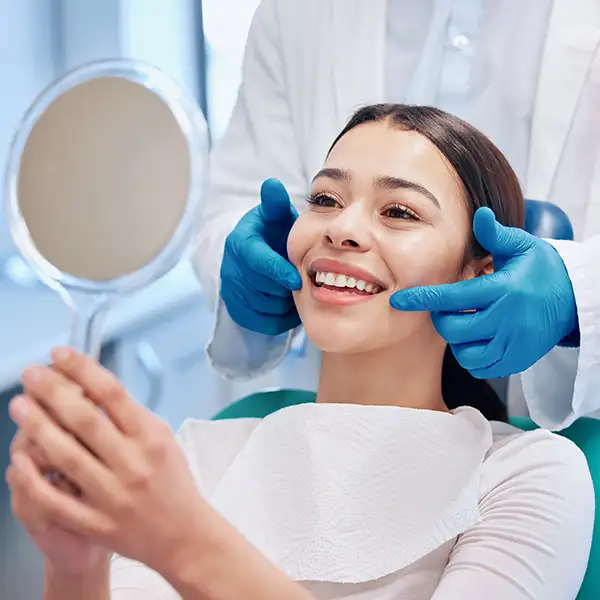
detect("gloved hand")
[220,178,302,335]
[390,207,578,379]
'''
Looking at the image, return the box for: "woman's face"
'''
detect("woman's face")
[287,121,490,354]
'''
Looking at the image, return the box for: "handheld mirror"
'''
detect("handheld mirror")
[5,60,209,358]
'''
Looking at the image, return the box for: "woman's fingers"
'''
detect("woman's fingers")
[11,428,51,468]
[10,451,113,539]
[10,428,81,496]
[49,348,147,437]
[21,365,130,469]
[7,447,58,538]
[9,395,121,510]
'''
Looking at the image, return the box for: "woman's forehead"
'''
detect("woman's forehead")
[322,122,463,204]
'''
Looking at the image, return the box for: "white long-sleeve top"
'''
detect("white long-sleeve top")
[109,404,594,599]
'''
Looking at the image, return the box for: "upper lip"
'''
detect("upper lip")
[308,258,388,289]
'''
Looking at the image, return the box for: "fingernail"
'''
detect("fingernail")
[51,347,74,362]
[9,396,27,422]
[22,366,42,383]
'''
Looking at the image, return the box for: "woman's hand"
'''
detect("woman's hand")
[9,348,215,577]
[7,427,109,577]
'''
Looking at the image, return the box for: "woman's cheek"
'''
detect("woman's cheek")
[387,241,464,290]
[286,223,302,269]
[286,214,314,269]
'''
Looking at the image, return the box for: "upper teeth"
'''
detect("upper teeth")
[315,271,380,293]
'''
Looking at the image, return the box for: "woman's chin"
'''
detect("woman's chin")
[301,316,385,355]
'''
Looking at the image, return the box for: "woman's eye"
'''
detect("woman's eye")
[307,193,340,208]
[383,205,419,220]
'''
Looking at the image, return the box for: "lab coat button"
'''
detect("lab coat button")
[452,34,469,49]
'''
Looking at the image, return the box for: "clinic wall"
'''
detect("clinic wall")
[122,0,200,98]
[0,0,57,259]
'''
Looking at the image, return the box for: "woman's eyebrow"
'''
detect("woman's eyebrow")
[311,168,440,209]
[374,175,441,208]
[311,167,351,183]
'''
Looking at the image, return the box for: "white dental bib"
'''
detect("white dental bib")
[208,403,493,584]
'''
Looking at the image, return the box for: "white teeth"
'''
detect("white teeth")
[314,271,381,294]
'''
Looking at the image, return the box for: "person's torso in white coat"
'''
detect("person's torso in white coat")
[195,0,600,430]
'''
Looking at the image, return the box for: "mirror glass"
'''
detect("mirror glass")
[5,60,209,356]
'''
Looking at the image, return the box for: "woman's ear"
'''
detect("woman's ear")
[462,255,494,280]
[473,255,494,277]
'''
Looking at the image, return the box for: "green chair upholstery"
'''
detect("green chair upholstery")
[213,389,599,600]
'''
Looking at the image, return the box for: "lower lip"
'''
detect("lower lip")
[310,280,380,306]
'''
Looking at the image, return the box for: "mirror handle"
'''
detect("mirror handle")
[63,290,110,359]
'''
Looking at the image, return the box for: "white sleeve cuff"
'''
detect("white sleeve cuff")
[206,296,298,381]
[521,237,600,430]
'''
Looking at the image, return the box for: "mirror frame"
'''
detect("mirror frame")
[4,59,209,295]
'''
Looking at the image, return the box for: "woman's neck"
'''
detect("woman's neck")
[317,334,448,412]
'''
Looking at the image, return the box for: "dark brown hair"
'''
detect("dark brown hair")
[329,104,525,422]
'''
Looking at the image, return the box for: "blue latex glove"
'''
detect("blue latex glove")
[390,207,578,379]
[220,178,302,335]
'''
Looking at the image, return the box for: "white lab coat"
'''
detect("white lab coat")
[193,0,600,430]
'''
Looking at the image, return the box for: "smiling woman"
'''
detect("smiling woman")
[7,104,594,600]
[288,104,524,420]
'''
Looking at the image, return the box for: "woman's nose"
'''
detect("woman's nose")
[324,233,361,249]
[324,211,371,251]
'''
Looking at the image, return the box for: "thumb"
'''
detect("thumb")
[473,207,533,257]
[259,178,298,224]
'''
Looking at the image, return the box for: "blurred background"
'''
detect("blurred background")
[0,1,317,596]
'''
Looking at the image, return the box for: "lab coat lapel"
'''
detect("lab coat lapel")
[526,0,600,202]
[330,0,387,126]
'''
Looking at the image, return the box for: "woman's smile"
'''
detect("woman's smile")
[310,277,382,306]
[307,257,387,306]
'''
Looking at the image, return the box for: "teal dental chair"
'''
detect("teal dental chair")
[211,201,598,598]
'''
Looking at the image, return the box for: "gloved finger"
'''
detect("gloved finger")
[469,360,517,380]
[222,279,296,317]
[259,178,299,224]
[473,207,534,258]
[431,308,498,345]
[390,274,503,313]
[451,333,508,374]
[231,232,302,291]
[259,179,298,259]
[223,291,300,336]
[243,267,297,298]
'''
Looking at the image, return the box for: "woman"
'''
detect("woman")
[6,105,594,600]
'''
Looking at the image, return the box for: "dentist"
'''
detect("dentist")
[195,0,600,430]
